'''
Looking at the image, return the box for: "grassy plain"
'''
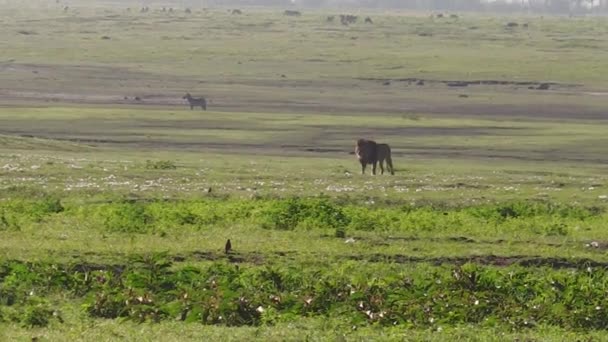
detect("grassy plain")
[1,2,608,341]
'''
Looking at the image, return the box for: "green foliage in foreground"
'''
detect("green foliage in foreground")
[1,195,605,238]
[2,258,608,331]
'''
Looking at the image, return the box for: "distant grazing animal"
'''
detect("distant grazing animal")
[185,8,191,14]
[355,139,394,175]
[340,14,358,25]
[364,17,373,24]
[232,9,242,15]
[183,93,207,110]
[284,10,301,16]
[537,83,550,90]
[326,15,335,22]
[225,239,232,254]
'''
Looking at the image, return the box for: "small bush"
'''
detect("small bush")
[0,196,63,228]
[98,203,151,233]
[255,198,349,230]
[145,160,177,170]
[0,209,19,231]
[335,228,346,238]
[21,302,54,327]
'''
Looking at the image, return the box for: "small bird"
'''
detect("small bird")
[225,239,232,254]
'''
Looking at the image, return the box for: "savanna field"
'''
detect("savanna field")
[1,1,608,341]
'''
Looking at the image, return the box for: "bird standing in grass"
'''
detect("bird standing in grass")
[225,239,232,254]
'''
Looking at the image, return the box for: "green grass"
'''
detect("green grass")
[4,320,608,342]
[2,7,608,85]
[2,106,608,167]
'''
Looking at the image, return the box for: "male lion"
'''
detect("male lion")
[355,139,394,175]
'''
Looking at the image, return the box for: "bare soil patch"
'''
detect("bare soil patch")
[1,62,606,121]
[31,251,608,275]
[357,77,578,89]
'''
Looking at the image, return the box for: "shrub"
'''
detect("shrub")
[255,198,349,230]
[97,203,152,233]
[145,160,177,170]
[21,303,54,327]
[0,196,63,230]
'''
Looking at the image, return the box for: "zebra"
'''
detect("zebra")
[182,93,207,110]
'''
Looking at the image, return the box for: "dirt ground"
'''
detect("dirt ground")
[1,62,606,118]
[1,62,607,164]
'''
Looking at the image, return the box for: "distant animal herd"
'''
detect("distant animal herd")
[58,4,377,26]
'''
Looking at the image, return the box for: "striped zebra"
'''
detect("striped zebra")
[182,93,207,110]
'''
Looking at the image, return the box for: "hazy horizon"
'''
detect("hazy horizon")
[4,0,607,14]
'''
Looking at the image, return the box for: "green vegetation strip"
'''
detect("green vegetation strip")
[1,195,605,237]
[2,257,608,330]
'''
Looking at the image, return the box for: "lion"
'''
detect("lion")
[355,139,394,175]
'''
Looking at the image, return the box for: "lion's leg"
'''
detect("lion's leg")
[387,156,395,175]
